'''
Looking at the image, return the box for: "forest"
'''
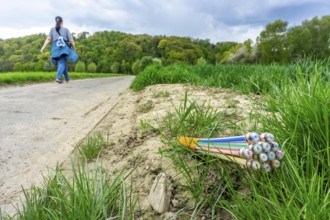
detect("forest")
[0,15,329,74]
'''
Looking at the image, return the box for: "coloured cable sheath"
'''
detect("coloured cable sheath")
[213,154,260,170]
[198,146,253,158]
[247,144,263,154]
[260,133,275,142]
[253,153,268,162]
[197,142,248,149]
[262,163,272,172]
[259,142,271,152]
[197,146,253,159]
[266,151,276,160]
[275,150,285,160]
[178,137,200,150]
[270,142,280,151]
[197,132,260,144]
[270,160,281,168]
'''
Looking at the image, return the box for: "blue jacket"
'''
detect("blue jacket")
[51,40,78,65]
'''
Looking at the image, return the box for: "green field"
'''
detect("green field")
[2,59,329,219]
[0,72,125,85]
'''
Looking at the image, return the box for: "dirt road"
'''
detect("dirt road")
[0,76,134,215]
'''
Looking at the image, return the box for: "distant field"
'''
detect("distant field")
[0,72,126,86]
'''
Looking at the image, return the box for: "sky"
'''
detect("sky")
[0,0,329,43]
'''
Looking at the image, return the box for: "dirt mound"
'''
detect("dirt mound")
[63,83,255,219]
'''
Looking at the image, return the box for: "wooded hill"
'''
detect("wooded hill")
[0,15,329,74]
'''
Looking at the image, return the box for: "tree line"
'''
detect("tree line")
[0,15,329,74]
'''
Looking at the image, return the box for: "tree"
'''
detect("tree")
[194,39,215,64]
[97,59,112,73]
[301,16,330,59]
[158,37,203,65]
[214,42,238,64]
[43,61,53,72]
[120,60,131,74]
[287,26,312,60]
[257,20,289,63]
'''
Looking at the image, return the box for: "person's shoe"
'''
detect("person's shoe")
[65,79,70,83]
[55,78,63,84]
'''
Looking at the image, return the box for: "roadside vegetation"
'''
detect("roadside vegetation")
[133,58,330,219]
[76,132,106,161]
[2,58,328,219]
[0,72,124,86]
[13,160,136,220]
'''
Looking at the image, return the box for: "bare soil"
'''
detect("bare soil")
[60,84,256,219]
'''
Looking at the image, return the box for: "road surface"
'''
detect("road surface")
[0,76,134,215]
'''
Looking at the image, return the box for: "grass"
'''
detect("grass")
[77,132,106,161]
[151,93,243,218]
[137,100,154,113]
[160,91,240,139]
[138,59,330,219]
[0,72,125,86]
[3,59,329,219]
[130,63,295,94]
[229,63,330,219]
[3,158,137,220]
[151,90,170,98]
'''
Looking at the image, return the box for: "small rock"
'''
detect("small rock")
[140,197,152,211]
[148,172,172,214]
[171,199,179,208]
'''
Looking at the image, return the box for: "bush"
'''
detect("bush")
[111,61,120,73]
[87,62,97,73]
[140,56,154,71]
[132,56,156,75]
[132,59,141,75]
[75,61,85,72]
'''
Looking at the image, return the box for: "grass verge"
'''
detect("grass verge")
[4,159,137,220]
[0,72,126,86]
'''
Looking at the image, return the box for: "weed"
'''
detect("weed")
[160,91,239,139]
[10,159,138,220]
[77,132,106,161]
[152,90,170,98]
[137,100,154,113]
[139,119,159,135]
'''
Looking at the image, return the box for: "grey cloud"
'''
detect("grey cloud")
[0,0,329,42]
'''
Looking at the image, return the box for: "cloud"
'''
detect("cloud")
[0,0,329,42]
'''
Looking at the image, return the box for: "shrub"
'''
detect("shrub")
[111,61,120,73]
[132,59,141,75]
[87,62,97,73]
[74,61,85,72]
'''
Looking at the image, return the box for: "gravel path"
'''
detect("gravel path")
[0,76,134,215]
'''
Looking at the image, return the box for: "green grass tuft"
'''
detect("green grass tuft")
[9,159,137,220]
[77,132,106,161]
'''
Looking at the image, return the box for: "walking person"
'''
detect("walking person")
[40,16,78,83]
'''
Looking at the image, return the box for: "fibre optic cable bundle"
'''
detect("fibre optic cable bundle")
[178,132,284,172]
